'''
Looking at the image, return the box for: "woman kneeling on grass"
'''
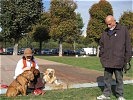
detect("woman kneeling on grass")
[14,48,45,95]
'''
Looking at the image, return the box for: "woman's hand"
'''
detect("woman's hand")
[23,67,31,71]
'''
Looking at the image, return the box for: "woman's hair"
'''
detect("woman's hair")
[22,56,34,61]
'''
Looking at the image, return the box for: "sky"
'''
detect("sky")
[43,0,133,36]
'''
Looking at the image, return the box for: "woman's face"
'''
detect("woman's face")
[26,56,32,61]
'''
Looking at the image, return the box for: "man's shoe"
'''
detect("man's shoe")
[97,94,110,100]
[118,97,125,100]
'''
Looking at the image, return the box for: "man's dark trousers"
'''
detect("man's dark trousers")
[103,68,123,97]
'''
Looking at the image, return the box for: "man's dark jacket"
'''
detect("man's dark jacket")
[99,23,132,68]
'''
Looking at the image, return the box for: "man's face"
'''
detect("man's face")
[105,19,116,30]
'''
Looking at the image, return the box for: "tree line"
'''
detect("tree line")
[0,0,133,56]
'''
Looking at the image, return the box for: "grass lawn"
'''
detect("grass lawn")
[1,84,133,100]
[37,56,103,71]
[1,56,132,100]
[36,56,133,77]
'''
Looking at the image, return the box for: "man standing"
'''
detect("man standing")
[97,15,132,100]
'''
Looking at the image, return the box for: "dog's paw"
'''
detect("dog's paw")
[54,79,62,85]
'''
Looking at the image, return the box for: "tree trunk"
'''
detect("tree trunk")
[97,45,100,57]
[13,43,18,55]
[0,42,3,48]
[73,41,76,52]
[39,41,42,54]
[59,40,62,57]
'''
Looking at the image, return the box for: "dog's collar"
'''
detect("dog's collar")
[15,78,22,86]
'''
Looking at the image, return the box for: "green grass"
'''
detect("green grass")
[37,56,103,71]
[36,56,133,77]
[1,84,133,100]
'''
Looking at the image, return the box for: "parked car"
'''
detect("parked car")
[5,47,13,55]
[75,49,86,56]
[0,48,3,55]
[51,48,59,55]
[82,48,97,55]
[41,49,52,55]
[63,50,75,56]
[33,48,40,54]
[18,48,26,55]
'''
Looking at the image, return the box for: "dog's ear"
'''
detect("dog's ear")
[44,70,49,75]
[30,67,35,72]
[34,69,40,77]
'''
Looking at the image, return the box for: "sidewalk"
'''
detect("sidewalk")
[0,55,133,94]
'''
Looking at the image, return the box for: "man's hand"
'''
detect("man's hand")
[124,62,131,73]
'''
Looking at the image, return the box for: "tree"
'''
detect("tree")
[76,13,84,32]
[86,0,113,56]
[0,0,43,55]
[49,0,79,56]
[86,0,113,44]
[0,32,4,49]
[31,12,50,53]
[0,31,4,42]
[119,11,133,46]
[64,13,84,51]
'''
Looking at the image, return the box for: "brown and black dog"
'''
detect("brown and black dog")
[28,67,44,89]
[6,70,34,97]
[30,67,40,85]
[30,67,40,77]
[29,67,45,95]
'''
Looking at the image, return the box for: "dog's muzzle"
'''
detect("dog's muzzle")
[48,73,53,78]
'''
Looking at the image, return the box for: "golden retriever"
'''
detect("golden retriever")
[6,70,34,97]
[43,68,61,85]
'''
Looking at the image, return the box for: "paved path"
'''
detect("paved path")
[0,55,133,93]
[0,55,66,85]
[0,55,103,85]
